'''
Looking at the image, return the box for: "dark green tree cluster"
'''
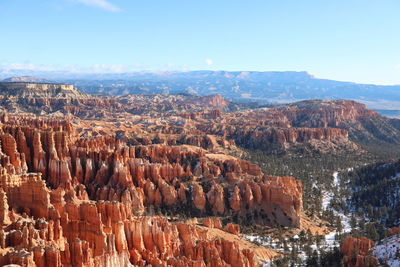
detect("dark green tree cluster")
[342,160,400,228]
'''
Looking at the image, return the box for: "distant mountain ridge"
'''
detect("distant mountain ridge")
[2,76,52,83]
[2,71,400,110]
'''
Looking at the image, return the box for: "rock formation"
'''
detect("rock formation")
[341,237,378,267]
[0,113,288,266]
[0,82,388,266]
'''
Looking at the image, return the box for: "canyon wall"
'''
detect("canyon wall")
[0,114,293,266]
[341,237,378,267]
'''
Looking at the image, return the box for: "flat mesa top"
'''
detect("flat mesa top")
[0,82,76,91]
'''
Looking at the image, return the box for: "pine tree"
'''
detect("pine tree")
[336,216,343,233]
[350,215,357,231]
[366,223,379,241]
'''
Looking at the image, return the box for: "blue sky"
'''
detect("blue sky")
[1,0,400,84]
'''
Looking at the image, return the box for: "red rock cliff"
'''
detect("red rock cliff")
[0,114,289,266]
[341,236,378,267]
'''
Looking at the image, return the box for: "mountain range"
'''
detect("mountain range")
[2,71,400,113]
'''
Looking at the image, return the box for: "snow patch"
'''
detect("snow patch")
[374,235,400,267]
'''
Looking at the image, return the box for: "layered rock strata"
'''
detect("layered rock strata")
[0,114,295,266]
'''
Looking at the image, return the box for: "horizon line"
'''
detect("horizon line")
[2,69,400,86]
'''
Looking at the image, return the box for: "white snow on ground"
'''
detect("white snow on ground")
[259,168,400,266]
[251,170,400,266]
[319,168,343,248]
[244,234,306,264]
[322,171,352,238]
[324,230,338,248]
[247,171,352,265]
[374,235,400,267]
[244,235,275,266]
[333,171,339,185]
[322,171,340,210]
[245,230,342,266]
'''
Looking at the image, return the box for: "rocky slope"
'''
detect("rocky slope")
[0,113,299,266]
[118,93,234,114]
[341,237,377,267]
[0,81,398,266]
[192,99,400,155]
[276,99,400,146]
[0,82,127,118]
[373,233,400,266]
[3,82,398,156]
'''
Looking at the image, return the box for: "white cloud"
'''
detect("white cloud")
[205,58,213,66]
[0,63,58,71]
[74,0,121,12]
